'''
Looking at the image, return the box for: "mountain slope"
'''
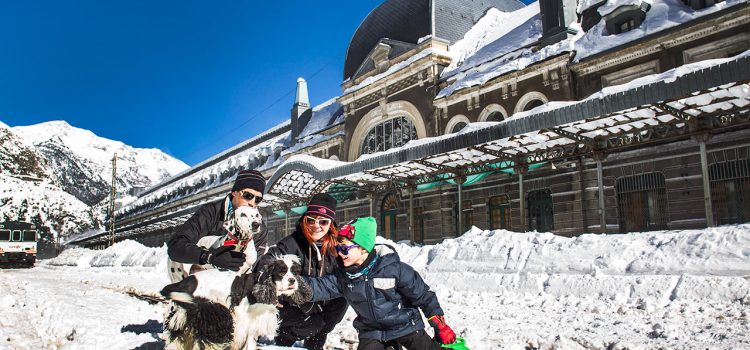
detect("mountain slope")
[12,120,189,205]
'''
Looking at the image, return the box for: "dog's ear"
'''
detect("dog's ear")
[230,273,256,307]
[252,276,278,305]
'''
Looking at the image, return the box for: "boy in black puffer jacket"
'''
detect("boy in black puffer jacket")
[295,216,457,350]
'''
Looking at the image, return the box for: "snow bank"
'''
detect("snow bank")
[46,240,167,268]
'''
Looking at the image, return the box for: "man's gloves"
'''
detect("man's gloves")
[202,245,245,271]
[428,315,456,344]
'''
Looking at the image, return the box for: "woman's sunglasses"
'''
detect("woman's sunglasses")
[335,243,359,255]
[240,191,262,204]
[305,216,331,226]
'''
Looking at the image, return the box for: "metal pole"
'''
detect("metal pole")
[518,171,525,233]
[457,182,463,237]
[368,192,374,217]
[109,152,117,247]
[698,137,715,227]
[408,187,414,242]
[596,157,606,233]
[284,208,290,234]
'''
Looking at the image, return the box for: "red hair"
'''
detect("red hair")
[301,219,338,256]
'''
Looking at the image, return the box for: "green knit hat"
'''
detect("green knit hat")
[340,216,377,252]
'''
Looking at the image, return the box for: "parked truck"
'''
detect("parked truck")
[0,221,38,267]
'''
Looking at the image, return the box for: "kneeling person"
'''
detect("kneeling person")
[295,217,457,350]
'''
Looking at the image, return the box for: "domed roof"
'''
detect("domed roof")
[344,0,526,81]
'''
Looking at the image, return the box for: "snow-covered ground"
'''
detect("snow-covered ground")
[1,226,748,350]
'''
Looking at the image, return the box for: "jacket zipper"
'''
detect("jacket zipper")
[363,275,383,341]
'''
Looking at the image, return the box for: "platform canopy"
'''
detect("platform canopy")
[265,55,750,208]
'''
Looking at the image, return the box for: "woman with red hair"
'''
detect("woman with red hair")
[254,193,348,350]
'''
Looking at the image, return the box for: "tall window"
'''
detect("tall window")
[528,189,554,232]
[414,207,424,243]
[381,194,398,240]
[361,116,417,155]
[455,200,473,235]
[710,160,750,225]
[616,173,668,233]
[489,195,511,230]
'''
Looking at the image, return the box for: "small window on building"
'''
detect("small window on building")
[710,160,750,225]
[0,230,9,241]
[489,195,511,230]
[528,189,554,232]
[683,33,750,64]
[451,122,468,133]
[682,0,723,10]
[615,172,668,233]
[523,100,545,112]
[603,3,650,35]
[486,111,505,122]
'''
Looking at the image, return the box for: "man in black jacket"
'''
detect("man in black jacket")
[167,169,269,270]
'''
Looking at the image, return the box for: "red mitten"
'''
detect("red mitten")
[428,315,456,344]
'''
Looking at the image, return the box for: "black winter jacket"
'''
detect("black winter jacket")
[254,223,340,314]
[167,195,268,264]
[305,245,443,342]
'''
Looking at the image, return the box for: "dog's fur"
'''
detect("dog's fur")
[168,206,263,284]
[161,254,309,350]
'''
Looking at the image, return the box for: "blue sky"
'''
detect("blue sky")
[0,1,529,166]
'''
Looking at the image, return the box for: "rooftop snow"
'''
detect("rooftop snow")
[297,98,344,139]
[438,0,744,98]
[343,48,448,95]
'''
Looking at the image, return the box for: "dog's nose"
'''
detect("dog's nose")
[288,278,296,285]
[251,222,260,230]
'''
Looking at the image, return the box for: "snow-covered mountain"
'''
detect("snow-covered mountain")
[0,120,189,238]
[11,120,188,206]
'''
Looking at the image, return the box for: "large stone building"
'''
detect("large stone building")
[71,0,750,248]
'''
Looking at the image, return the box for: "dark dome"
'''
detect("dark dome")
[344,0,526,81]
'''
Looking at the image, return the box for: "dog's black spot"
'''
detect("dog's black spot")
[230,273,257,307]
[181,296,234,345]
[160,275,198,300]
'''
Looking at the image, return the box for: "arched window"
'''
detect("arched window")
[381,194,398,240]
[486,111,504,122]
[451,122,467,133]
[360,116,417,156]
[523,99,545,112]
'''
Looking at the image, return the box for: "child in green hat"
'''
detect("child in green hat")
[294,216,458,350]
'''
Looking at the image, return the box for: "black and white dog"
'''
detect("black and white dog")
[161,254,311,350]
[167,205,263,284]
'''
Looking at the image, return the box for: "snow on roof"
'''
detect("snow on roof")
[596,0,647,17]
[283,131,345,156]
[438,0,744,98]
[574,0,743,62]
[117,131,290,218]
[442,3,541,78]
[0,120,9,129]
[297,97,344,139]
[343,48,446,95]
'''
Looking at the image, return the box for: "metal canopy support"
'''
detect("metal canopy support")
[457,181,463,237]
[517,167,526,233]
[284,208,290,235]
[368,192,374,217]
[408,187,414,242]
[594,154,607,233]
[697,135,715,227]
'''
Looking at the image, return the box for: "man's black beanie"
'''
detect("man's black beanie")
[232,169,266,193]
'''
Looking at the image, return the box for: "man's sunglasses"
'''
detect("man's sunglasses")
[305,216,331,226]
[335,243,359,255]
[240,191,262,204]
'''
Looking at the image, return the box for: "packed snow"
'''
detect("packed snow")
[1,225,748,349]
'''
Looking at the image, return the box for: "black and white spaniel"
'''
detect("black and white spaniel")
[160,254,310,350]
